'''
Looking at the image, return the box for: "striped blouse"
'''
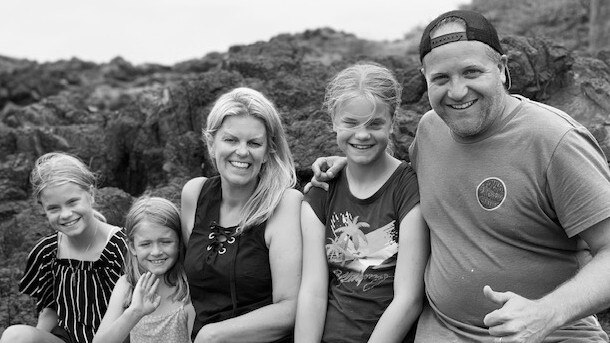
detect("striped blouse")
[19,229,127,343]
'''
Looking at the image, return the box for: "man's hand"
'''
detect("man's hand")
[483,285,559,343]
[303,156,347,193]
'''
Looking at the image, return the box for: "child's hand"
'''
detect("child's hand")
[130,271,161,316]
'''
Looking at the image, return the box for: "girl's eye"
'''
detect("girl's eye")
[223,138,235,143]
[248,141,262,147]
[139,242,150,247]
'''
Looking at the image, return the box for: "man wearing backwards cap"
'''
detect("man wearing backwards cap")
[310,9,610,343]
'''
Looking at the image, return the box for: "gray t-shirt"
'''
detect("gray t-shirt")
[409,95,610,342]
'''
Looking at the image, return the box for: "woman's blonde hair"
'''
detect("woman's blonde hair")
[204,87,296,233]
[123,196,189,305]
[30,152,106,222]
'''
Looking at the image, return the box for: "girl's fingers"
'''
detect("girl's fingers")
[135,271,147,290]
[149,278,160,297]
[143,272,156,290]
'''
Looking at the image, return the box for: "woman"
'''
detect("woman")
[181,87,302,343]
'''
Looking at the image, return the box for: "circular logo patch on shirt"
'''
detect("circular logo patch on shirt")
[476,177,506,211]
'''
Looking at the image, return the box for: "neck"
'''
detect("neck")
[220,178,257,208]
[68,219,101,249]
[346,152,395,182]
[219,179,257,226]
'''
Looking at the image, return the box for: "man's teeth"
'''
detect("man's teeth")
[450,100,475,109]
[230,161,249,168]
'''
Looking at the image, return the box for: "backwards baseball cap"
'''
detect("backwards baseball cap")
[419,10,504,62]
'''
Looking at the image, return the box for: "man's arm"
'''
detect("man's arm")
[484,217,610,343]
[303,156,346,193]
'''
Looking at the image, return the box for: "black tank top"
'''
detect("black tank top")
[184,176,291,342]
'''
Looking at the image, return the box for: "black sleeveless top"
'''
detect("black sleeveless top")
[184,176,291,342]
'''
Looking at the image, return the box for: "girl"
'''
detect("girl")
[0,152,127,343]
[295,63,429,343]
[181,87,302,343]
[93,196,194,343]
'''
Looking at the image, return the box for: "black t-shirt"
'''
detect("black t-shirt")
[305,162,419,342]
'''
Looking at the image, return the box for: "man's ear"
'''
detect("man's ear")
[499,55,511,90]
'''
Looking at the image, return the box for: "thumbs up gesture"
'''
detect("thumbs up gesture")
[482,285,558,343]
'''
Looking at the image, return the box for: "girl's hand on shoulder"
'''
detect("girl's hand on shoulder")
[130,271,161,316]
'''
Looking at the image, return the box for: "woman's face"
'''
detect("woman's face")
[210,115,268,190]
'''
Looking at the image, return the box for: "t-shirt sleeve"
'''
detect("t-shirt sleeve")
[19,236,57,313]
[303,185,329,224]
[547,128,610,237]
[395,163,420,224]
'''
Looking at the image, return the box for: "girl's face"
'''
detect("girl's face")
[129,221,180,276]
[209,115,268,190]
[39,182,95,238]
[334,97,393,166]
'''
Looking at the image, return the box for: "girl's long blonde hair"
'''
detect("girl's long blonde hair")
[204,87,296,233]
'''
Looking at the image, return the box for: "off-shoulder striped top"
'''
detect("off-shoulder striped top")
[19,228,127,343]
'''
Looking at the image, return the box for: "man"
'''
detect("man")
[311,10,610,342]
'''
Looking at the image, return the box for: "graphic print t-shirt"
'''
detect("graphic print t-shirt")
[305,162,419,342]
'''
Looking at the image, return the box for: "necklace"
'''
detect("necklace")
[58,220,100,260]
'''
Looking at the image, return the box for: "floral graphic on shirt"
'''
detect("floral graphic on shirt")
[326,216,369,265]
[326,211,399,277]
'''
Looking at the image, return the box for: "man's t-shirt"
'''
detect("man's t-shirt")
[305,161,419,342]
[409,95,610,342]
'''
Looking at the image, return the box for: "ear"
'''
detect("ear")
[88,185,95,204]
[206,136,215,156]
[499,55,511,90]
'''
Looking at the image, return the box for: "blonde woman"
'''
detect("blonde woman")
[181,87,302,343]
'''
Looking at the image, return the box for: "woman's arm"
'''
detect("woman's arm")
[367,205,429,343]
[93,273,161,343]
[180,177,207,244]
[294,202,329,343]
[36,307,58,332]
[194,189,303,343]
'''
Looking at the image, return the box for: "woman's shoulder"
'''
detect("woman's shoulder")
[182,177,208,194]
